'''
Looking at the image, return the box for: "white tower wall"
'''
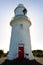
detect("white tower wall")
[7,4,34,60]
[7,18,34,60]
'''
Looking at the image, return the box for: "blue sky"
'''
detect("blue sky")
[0,0,43,52]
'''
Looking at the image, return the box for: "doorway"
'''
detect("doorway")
[18,44,24,58]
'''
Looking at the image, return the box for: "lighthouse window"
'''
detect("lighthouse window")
[20,24,23,29]
[25,53,29,56]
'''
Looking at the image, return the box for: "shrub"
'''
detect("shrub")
[0,50,4,58]
[32,50,43,57]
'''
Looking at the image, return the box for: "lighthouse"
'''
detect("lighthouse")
[7,4,34,60]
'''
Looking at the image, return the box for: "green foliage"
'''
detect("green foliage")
[32,50,43,57]
[0,50,4,58]
[0,50,9,58]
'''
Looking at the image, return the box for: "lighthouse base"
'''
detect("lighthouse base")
[14,57,29,62]
[1,59,42,65]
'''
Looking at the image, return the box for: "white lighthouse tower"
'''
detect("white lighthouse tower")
[7,4,34,60]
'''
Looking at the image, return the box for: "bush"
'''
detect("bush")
[0,50,4,58]
[0,50,9,58]
[32,50,43,57]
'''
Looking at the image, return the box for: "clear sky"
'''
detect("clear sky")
[0,0,43,53]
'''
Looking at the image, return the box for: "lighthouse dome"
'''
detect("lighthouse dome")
[14,4,27,16]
